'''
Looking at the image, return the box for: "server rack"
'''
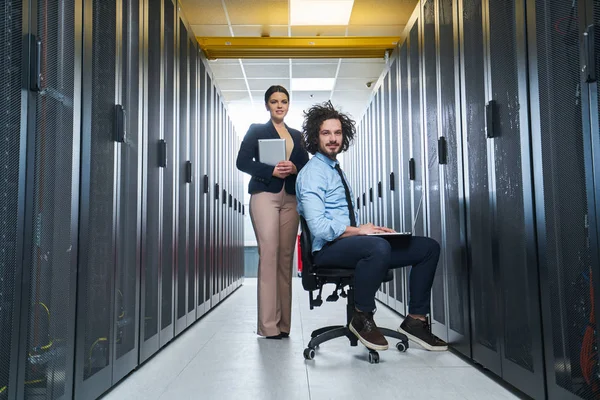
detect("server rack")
[1,1,28,398]
[422,0,448,343]
[197,58,208,318]
[187,36,199,327]
[17,1,82,399]
[458,0,499,376]
[76,0,144,395]
[113,0,143,384]
[438,0,470,358]
[140,0,162,363]
[383,72,396,308]
[397,41,411,317]
[175,14,190,337]
[528,0,600,398]
[160,0,176,348]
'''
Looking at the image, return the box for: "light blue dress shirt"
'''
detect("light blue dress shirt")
[296,152,359,253]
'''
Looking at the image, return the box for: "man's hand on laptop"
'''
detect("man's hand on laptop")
[358,223,396,235]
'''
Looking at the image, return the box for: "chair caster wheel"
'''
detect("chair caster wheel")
[396,341,409,352]
[368,351,379,364]
[303,347,315,360]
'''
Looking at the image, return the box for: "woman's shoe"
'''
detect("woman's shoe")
[280,332,289,338]
[265,334,282,339]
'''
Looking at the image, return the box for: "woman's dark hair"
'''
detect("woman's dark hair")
[301,101,356,155]
[264,85,290,104]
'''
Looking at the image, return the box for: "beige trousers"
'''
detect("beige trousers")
[249,187,299,337]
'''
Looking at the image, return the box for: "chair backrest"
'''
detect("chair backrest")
[299,216,319,291]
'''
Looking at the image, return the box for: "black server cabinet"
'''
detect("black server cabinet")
[141,0,162,362]
[160,0,176,348]
[76,0,118,393]
[389,56,405,315]
[458,0,499,376]
[197,60,208,317]
[175,17,190,337]
[422,0,448,342]
[205,78,214,310]
[382,74,396,305]
[368,106,374,225]
[187,37,199,327]
[17,0,81,399]
[113,0,142,384]
[76,0,143,394]
[438,0,470,357]
[397,42,411,317]
[2,2,80,399]
[528,0,600,398]
[213,96,221,303]
[375,91,384,231]
[1,1,26,398]
[218,100,225,299]
[408,18,424,240]
[210,85,218,307]
[485,0,545,396]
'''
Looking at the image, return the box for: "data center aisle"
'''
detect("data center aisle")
[101,278,522,400]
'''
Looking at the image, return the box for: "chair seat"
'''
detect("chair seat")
[314,266,394,282]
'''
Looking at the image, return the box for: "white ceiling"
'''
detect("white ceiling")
[207,57,386,134]
[179,0,417,136]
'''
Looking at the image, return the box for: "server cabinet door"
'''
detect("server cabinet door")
[141,0,162,362]
[160,0,176,347]
[422,0,447,342]
[487,0,544,396]
[528,0,600,398]
[76,0,118,396]
[383,74,395,306]
[175,18,189,336]
[214,98,219,302]
[439,0,470,357]
[197,61,208,316]
[187,39,199,326]
[1,1,26,398]
[584,5,600,391]
[113,0,142,383]
[409,20,425,240]
[211,86,219,306]
[19,2,81,398]
[205,79,214,310]
[397,42,411,317]
[459,0,500,375]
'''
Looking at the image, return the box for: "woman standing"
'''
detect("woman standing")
[236,85,309,339]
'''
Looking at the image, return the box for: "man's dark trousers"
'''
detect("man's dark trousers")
[313,236,440,315]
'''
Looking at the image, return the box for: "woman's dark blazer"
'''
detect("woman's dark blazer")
[236,120,309,195]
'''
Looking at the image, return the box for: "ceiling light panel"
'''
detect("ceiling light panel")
[291,77,335,91]
[290,0,355,26]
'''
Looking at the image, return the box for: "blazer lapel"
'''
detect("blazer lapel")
[266,120,280,139]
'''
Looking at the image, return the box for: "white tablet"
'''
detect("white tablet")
[258,139,286,166]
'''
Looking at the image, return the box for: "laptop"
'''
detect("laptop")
[258,138,286,166]
[368,231,412,246]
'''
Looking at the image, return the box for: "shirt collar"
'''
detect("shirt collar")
[315,151,338,169]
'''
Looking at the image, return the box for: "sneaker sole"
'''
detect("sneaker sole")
[349,323,389,351]
[397,326,448,351]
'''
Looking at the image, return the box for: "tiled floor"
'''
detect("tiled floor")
[102,278,523,400]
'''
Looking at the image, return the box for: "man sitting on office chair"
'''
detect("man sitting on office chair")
[295,101,447,352]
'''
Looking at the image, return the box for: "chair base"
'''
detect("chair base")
[304,324,410,364]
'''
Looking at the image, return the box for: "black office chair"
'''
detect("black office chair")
[299,216,409,364]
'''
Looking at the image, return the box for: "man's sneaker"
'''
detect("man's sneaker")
[349,310,389,351]
[398,315,448,351]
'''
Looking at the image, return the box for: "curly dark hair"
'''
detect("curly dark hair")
[301,101,356,155]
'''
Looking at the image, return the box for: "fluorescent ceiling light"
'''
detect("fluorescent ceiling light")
[290,0,355,26]
[291,78,336,91]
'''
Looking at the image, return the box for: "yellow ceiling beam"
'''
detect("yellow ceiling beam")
[197,36,399,59]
